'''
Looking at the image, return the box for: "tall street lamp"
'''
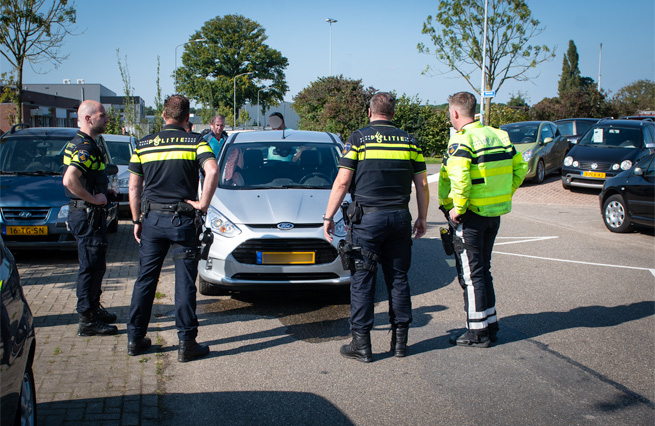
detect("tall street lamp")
[326,18,337,75]
[174,38,206,92]
[233,72,254,128]
[257,87,268,127]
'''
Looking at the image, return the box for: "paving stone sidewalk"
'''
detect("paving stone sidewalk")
[15,220,176,426]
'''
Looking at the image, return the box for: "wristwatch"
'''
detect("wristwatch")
[322,215,333,222]
[132,219,142,225]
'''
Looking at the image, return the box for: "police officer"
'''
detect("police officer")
[324,92,429,362]
[126,95,218,362]
[439,91,528,347]
[63,100,118,336]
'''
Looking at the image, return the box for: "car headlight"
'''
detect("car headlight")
[206,205,241,238]
[118,178,130,188]
[612,163,620,170]
[58,204,69,220]
[620,160,632,170]
[333,218,347,238]
[522,149,532,162]
[563,156,573,167]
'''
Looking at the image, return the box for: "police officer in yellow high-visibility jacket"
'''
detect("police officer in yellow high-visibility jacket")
[439,92,527,348]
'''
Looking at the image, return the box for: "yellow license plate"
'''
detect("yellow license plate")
[5,226,48,236]
[582,171,605,178]
[257,251,315,264]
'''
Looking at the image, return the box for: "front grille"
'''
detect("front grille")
[1,207,51,223]
[247,223,323,229]
[578,162,612,171]
[232,238,338,265]
[231,272,340,281]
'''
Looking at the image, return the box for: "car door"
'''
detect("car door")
[623,156,655,223]
[549,124,569,170]
[538,123,555,171]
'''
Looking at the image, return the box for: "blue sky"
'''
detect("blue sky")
[3,0,654,108]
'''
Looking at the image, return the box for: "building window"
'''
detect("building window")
[56,118,66,127]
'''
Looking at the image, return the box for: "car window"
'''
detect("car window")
[556,121,574,136]
[500,124,540,144]
[645,157,655,178]
[550,124,560,137]
[0,136,70,173]
[576,121,595,135]
[578,126,643,149]
[219,142,339,189]
[643,125,654,147]
[106,141,133,165]
[540,124,553,142]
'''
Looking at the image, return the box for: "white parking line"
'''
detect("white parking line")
[493,251,655,277]
[495,236,559,246]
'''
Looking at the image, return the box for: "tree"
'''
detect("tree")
[0,0,77,123]
[507,91,530,108]
[612,79,655,116]
[292,75,376,138]
[558,40,582,96]
[176,14,288,123]
[418,0,555,124]
[152,55,164,133]
[531,84,613,121]
[393,94,451,156]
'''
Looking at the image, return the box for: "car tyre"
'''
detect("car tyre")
[603,194,634,233]
[15,366,36,426]
[533,159,546,184]
[199,276,229,296]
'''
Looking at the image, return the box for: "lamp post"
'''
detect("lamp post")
[233,72,254,129]
[257,87,268,127]
[174,38,206,92]
[325,18,337,75]
[479,0,488,124]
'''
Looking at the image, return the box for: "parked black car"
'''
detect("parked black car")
[0,235,36,425]
[561,119,655,190]
[0,125,119,250]
[554,118,599,149]
[599,152,655,232]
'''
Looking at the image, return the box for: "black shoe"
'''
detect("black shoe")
[94,304,117,324]
[340,331,372,363]
[127,336,152,356]
[390,325,409,357]
[178,340,209,363]
[449,332,490,348]
[78,315,118,336]
[489,323,499,343]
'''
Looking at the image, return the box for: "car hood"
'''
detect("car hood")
[213,188,331,224]
[568,145,639,163]
[513,142,538,154]
[0,174,67,207]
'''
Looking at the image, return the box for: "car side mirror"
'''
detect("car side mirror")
[645,142,655,149]
[633,167,643,177]
[105,164,119,176]
[543,137,553,144]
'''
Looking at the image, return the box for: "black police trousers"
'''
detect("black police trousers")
[128,211,200,342]
[451,211,500,338]
[68,207,108,315]
[349,209,413,333]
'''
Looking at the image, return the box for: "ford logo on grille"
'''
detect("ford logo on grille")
[19,211,32,219]
[277,222,294,230]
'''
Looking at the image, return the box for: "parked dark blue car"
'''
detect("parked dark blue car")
[0,126,118,250]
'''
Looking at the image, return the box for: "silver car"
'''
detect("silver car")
[103,134,137,214]
[198,130,350,295]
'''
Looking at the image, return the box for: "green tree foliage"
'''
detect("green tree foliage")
[292,75,376,138]
[418,0,554,124]
[393,94,451,156]
[611,79,655,116]
[0,0,77,122]
[558,40,582,96]
[152,56,164,134]
[488,104,529,127]
[105,106,122,135]
[176,14,288,122]
[531,84,613,121]
[507,91,530,108]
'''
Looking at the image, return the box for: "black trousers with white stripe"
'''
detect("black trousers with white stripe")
[451,211,500,338]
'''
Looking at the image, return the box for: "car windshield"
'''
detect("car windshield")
[578,126,643,148]
[501,124,540,144]
[106,140,132,165]
[0,136,70,174]
[556,122,574,136]
[219,142,339,189]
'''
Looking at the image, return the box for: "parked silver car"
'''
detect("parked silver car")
[198,130,350,295]
[103,134,137,214]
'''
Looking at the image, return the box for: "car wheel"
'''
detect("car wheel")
[533,160,545,184]
[603,194,634,233]
[107,217,118,233]
[199,276,228,296]
[15,366,36,426]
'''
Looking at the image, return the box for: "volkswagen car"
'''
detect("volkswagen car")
[500,121,569,184]
[0,125,118,249]
[198,130,350,295]
[562,119,655,190]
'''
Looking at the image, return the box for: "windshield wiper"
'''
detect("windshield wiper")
[14,171,60,176]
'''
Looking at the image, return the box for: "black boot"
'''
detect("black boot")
[390,325,409,357]
[178,339,210,363]
[93,304,117,324]
[78,314,118,336]
[127,336,152,356]
[340,331,372,363]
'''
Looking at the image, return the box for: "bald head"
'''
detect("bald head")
[78,100,108,138]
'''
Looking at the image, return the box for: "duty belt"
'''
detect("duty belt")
[69,199,102,209]
[148,202,179,212]
[361,205,408,214]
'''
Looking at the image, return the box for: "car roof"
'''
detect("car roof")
[554,118,599,123]
[229,130,341,144]
[595,119,652,128]
[3,127,78,137]
[500,121,551,127]
[102,134,136,142]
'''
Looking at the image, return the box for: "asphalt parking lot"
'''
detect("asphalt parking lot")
[14,171,655,425]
